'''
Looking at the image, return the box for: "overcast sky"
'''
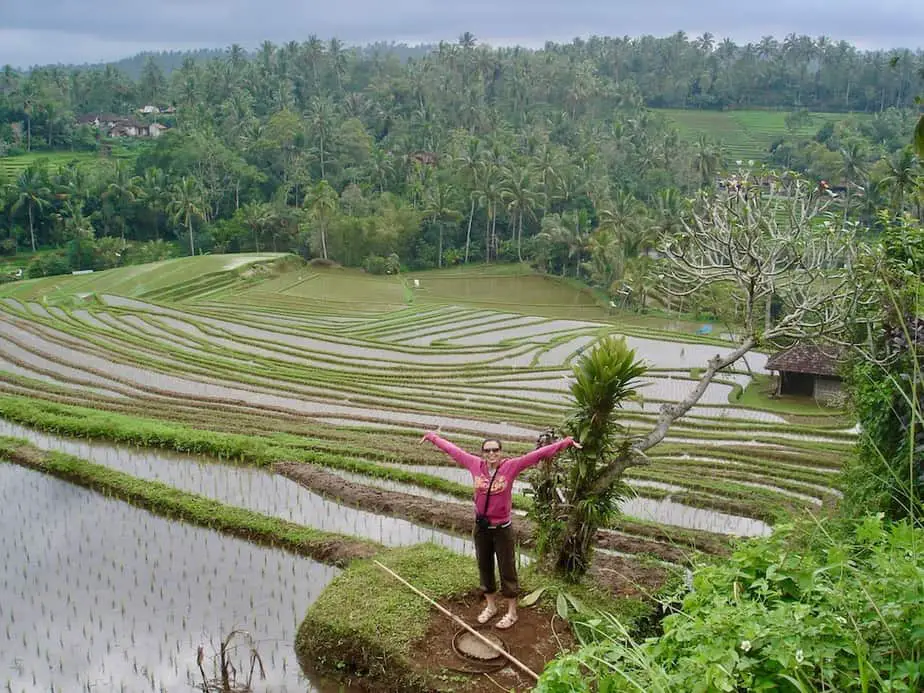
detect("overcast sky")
[3,1,923,69]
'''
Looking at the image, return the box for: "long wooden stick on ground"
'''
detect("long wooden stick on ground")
[372,560,540,682]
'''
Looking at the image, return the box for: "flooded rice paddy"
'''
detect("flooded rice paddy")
[0,278,851,577]
[0,463,339,693]
[0,420,473,555]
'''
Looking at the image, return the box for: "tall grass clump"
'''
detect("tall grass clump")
[842,214,923,524]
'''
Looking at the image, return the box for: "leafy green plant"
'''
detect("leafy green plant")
[536,516,924,692]
[528,335,648,579]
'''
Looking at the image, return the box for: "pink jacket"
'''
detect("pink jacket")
[423,432,576,526]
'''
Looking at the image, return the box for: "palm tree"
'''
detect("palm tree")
[307,95,337,179]
[622,255,657,311]
[137,167,168,240]
[837,141,868,219]
[536,211,587,277]
[305,35,326,91]
[423,179,463,267]
[453,136,484,263]
[56,198,94,242]
[881,146,918,215]
[533,144,563,213]
[239,201,273,251]
[305,180,338,260]
[650,188,686,239]
[367,145,395,194]
[11,164,51,251]
[458,32,477,50]
[597,190,649,262]
[584,227,622,289]
[102,162,141,244]
[475,163,502,262]
[501,166,541,262]
[167,177,206,256]
[328,38,347,92]
[692,135,723,187]
[20,80,37,152]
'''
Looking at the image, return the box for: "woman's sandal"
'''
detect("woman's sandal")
[477,604,498,624]
[495,613,518,630]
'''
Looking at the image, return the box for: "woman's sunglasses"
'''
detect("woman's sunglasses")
[482,447,501,454]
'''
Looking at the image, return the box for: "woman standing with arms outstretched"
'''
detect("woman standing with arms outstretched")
[421,429,580,629]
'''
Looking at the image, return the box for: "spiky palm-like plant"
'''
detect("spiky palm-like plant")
[530,335,648,580]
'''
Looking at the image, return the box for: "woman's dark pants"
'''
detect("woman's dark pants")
[473,523,519,598]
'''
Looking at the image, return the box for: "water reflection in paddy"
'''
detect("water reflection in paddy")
[0,419,473,555]
[0,463,339,692]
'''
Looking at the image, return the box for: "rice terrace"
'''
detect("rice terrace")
[0,253,855,692]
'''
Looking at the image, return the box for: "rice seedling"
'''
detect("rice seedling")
[0,463,340,692]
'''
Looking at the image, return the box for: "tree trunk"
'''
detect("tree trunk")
[517,212,524,262]
[436,223,443,268]
[320,223,328,259]
[464,198,474,264]
[630,336,758,458]
[28,203,36,252]
[491,209,497,261]
[187,214,195,256]
[551,508,598,578]
[485,206,491,263]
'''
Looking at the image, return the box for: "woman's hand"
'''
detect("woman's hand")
[419,425,442,444]
[571,439,583,449]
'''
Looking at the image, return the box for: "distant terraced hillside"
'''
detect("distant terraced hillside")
[655,109,867,163]
[0,254,853,549]
[0,148,139,179]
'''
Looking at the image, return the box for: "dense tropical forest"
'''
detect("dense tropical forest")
[0,32,921,291]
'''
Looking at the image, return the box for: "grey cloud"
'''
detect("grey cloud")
[3,0,923,67]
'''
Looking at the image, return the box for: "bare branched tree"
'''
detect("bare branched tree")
[533,171,882,579]
[638,170,877,455]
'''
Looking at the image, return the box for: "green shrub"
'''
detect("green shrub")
[66,237,95,271]
[125,239,179,265]
[537,516,924,692]
[26,251,69,278]
[364,254,387,274]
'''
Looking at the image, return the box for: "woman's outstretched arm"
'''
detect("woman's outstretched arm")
[506,437,580,478]
[420,431,482,475]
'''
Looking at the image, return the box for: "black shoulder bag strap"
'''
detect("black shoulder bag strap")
[481,466,501,519]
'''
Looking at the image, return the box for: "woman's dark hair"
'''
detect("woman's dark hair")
[481,438,502,452]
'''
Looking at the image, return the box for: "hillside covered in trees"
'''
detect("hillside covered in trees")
[0,32,920,289]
